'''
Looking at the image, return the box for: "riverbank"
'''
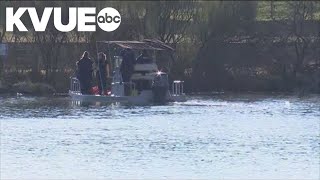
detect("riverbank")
[0,80,56,96]
[0,76,320,96]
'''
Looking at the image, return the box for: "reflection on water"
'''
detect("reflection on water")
[0,93,319,179]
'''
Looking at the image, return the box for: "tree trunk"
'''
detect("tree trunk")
[270,0,275,20]
[31,48,40,82]
[0,56,3,80]
[144,2,160,38]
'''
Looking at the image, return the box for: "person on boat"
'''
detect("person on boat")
[120,48,135,95]
[120,48,135,82]
[76,51,93,94]
[136,50,152,64]
[96,52,110,95]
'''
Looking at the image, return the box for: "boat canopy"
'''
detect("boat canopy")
[96,39,175,51]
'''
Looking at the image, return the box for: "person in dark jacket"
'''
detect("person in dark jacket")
[76,51,93,94]
[96,52,110,95]
[120,48,135,82]
[120,48,135,96]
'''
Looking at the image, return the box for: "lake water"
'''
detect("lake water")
[0,93,319,179]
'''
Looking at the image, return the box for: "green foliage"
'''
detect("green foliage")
[256,1,320,21]
[1,1,320,93]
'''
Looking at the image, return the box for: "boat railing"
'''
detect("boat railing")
[70,76,81,93]
[172,80,184,96]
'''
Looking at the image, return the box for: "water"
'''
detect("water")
[0,94,319,179]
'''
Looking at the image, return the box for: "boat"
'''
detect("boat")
[69,39,186,104]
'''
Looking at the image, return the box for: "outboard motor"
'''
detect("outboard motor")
[152,72,169,104]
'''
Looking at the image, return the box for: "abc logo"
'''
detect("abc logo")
[97,7,121,32]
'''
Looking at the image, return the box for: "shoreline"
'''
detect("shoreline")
[1,80,319,97]
[1,90,319,98]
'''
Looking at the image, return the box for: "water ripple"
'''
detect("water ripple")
[0,94,319,179]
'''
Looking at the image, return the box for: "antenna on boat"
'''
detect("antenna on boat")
[96,41,104,95]
[107,41,112,70]
[153,49,156,64]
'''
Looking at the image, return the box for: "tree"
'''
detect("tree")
[288,1,315,79]
[0,1,8,79]
[191,1,258,91]
[29,1,68,82]
[157,1,197,46]
[0,1,7,43]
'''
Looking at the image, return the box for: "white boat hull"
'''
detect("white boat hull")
[69,90,186,104]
